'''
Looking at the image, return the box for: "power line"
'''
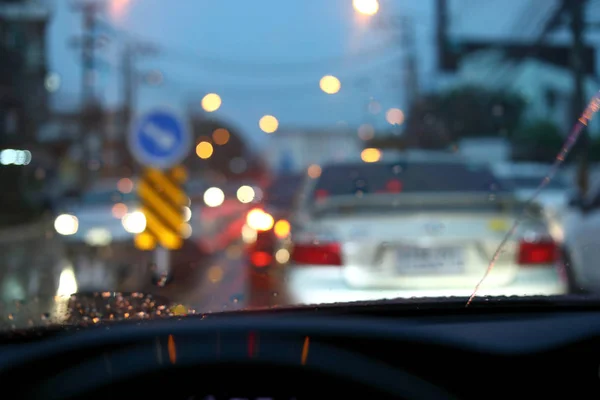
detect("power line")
[96,18,403,77]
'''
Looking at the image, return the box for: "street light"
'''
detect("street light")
[259,115,279,133]
[201,93,222,112]
[353,0,379,16]
[319,75,341,94]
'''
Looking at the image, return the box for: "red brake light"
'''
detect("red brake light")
[251,251,272,268]
[314,189,329,200]
[291,242,342,266]
[386,179,403,193]
[517,239,558,265]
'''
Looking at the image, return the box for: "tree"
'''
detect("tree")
[510,120,564,163]
[400,85,526,149]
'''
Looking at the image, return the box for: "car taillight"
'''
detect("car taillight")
[250,251,272,268]
[247,208,274,231]
[517,239,558,265]
[292,242,342,265]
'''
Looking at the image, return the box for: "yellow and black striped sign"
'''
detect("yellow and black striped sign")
[134,166,189,251]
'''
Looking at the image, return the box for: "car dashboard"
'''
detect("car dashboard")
[2,298,600,399]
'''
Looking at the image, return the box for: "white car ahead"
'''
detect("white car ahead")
[284,156,567,305]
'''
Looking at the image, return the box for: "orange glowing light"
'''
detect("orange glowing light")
[301,336,310,365]
[307,164,322,179]
[212,128,230,145]
[134,231,155,250]
[168,334,176,364]
[196,141,214,159]
[361,148,381,163]
[259,115,279,134]
[274,219,291,238]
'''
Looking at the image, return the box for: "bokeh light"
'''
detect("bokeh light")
[361,148,381,163]
[196,141,214,159]
[117,177,134,193]
[259,115,279,133]
[207,265,224,283]
[274,219,291,238]
[121,211,146,234]
[358,124,375,141]
[134,232,156,250]
[54,214,78,236]
[203,187,225,207]
[246,208,274,231]
[307,164,322,179]
[111,203,128,219]
[201,93,222,112]
[212,128,230,145]
[386,108,405,125]
[182,206,192,222]
[236,185,255,203]
[181,223,192,239]
[275,248,291,264]
[319,75,341,94]
[353,0,379,15]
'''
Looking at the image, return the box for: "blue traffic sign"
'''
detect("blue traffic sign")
[128,108,191,169]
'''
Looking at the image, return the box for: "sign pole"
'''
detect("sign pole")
[128,108,191,283]
[153,245,170,277]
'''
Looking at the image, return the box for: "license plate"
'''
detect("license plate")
[396,246,465,274]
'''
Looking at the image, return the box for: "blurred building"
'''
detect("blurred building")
[447,50,600,133]
[0,0,51,147]
[262,127,362,174]
[457,137,511,164]
[0,0,52,224]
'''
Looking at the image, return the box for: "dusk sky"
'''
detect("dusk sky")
[45,0,589,148]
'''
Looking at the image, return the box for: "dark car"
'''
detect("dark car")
[245,173,304,306]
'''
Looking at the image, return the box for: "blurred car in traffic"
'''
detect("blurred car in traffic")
[283,152,568,305]
[244,173,304,306]
[53,178,208,292]
[491,162,572,242]
[561,178,600,293]
[52,178,142,291]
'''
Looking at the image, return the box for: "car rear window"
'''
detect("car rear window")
[263,174,303,208]
[311,161,506,199]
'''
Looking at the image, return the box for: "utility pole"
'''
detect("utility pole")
[401,16,419,112]
[436,0,448,71]
[122,42,135,130]
[70,1,104,190]
[569,0,590,196]
[121,41,159,126]
[375,14,419,118]
[119,41,159,177]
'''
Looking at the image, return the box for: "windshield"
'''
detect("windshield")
[2,0,600,329]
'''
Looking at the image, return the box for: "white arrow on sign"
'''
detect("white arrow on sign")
[143,122,176,152]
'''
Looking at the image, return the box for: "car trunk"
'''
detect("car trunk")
[297,193,553,290]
